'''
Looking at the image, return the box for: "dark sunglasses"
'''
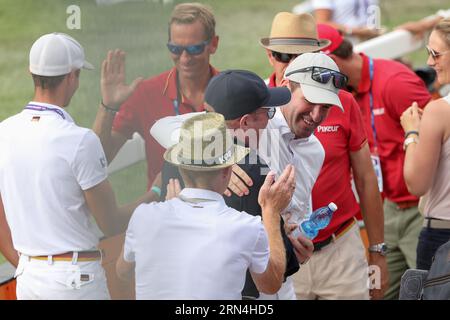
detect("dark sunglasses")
[285,66,348,89]
[271,51,298,63]
[426,45,449,61]
[167,39,211,56]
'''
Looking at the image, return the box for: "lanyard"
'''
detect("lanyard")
[172,71,201,115]
[24,104,65,119]
[173,71,182,115]
[368,57,378,148]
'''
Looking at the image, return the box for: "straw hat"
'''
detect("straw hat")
[260,12,331,54]
[164,113,249,171]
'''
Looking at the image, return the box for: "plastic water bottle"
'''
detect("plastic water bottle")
[291,202,338,240]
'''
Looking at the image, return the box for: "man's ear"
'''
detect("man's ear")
[239,114,251,130]
[209,35,219,55]
[266,49,275,67]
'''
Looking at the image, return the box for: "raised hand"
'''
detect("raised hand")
[258,164,295,215]
[400,101,421,133]
[101,49,143,110]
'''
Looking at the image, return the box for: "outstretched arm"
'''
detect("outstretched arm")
[93,49,143,163]
[251,165,295,294]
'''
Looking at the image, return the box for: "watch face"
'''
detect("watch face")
[370,244,388,255]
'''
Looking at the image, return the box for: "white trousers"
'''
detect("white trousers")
[292,223,370,300]
[15,254,111,300]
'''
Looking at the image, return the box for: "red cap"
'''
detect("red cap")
[317,24,344,55]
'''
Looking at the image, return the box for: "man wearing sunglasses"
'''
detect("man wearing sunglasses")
[260,12,331,88]
[149,70,314,299]
[257,12,387,300]
[318,24,432,300]
[93,2,219,190]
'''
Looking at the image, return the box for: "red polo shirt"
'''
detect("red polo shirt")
[354,53,431,203]
[113,66,219,189]
[268,73,367,242]
[312,90,367,242]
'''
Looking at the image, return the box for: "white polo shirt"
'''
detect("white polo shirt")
[124,188,269,300]
[311,0,379,28]
[0,102,108,256]
[259,108,325,224]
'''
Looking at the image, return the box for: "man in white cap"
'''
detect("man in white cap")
[0,33,153,299]
[116,112,297,299]
[257,52,345,299]
[260,12,387,300]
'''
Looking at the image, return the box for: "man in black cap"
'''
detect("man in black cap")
[151,70,314,299]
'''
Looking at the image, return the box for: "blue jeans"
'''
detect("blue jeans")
[416,227,450,270]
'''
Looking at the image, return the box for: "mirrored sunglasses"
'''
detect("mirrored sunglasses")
[285,66,348,89]
[271,51,298,63]
[167,39,211,56]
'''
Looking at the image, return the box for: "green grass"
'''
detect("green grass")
[0,0,446,266]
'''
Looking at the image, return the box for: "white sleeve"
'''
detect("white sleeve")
[72,130,108,190]
[123,221,136,263]
[249,223,270,274]
[311,0,334,10]
[150,112,205,149]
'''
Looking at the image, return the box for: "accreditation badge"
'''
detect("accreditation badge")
[370,148,383,193]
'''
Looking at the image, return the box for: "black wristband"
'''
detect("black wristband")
[404,130,419,139]
[101,101,119,114]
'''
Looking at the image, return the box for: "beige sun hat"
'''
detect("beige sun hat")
[164,113,249,171]
[260,12,331,54]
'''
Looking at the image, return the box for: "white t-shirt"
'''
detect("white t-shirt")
[312,0,379,28]
[258,108,325,224]
[124,188,269,300]
[0,102,107,256]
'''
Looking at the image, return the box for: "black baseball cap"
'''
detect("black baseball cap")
[205,70,291,120]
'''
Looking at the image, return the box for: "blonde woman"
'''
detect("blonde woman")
[401,18,450,270]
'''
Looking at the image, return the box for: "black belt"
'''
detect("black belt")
[313,218,356,252]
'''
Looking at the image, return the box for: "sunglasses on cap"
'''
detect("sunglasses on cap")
[426,45,449,61]
[285,66,348,89]
[271,51,298,63]
[167,39,211,56]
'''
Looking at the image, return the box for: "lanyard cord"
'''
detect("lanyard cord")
[368,57,378,149]
[173,71,202,115]
[173,71,182,115]
[24,104,65,119]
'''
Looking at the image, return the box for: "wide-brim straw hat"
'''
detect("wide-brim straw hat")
[260,12,331,54]
[164,113,249,171]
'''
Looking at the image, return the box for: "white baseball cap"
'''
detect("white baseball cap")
[29,33,94,76]
[284,53,344,110]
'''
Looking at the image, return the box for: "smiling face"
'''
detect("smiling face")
[281,82,331,139]
[169,20,218,80]
[427,30,450,85]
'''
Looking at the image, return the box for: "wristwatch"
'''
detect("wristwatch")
[403,137,418,151]
[368,243,388,256]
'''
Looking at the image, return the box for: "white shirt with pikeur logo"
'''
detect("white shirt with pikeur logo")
[0,102,107,256]
[259,108,325,224]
